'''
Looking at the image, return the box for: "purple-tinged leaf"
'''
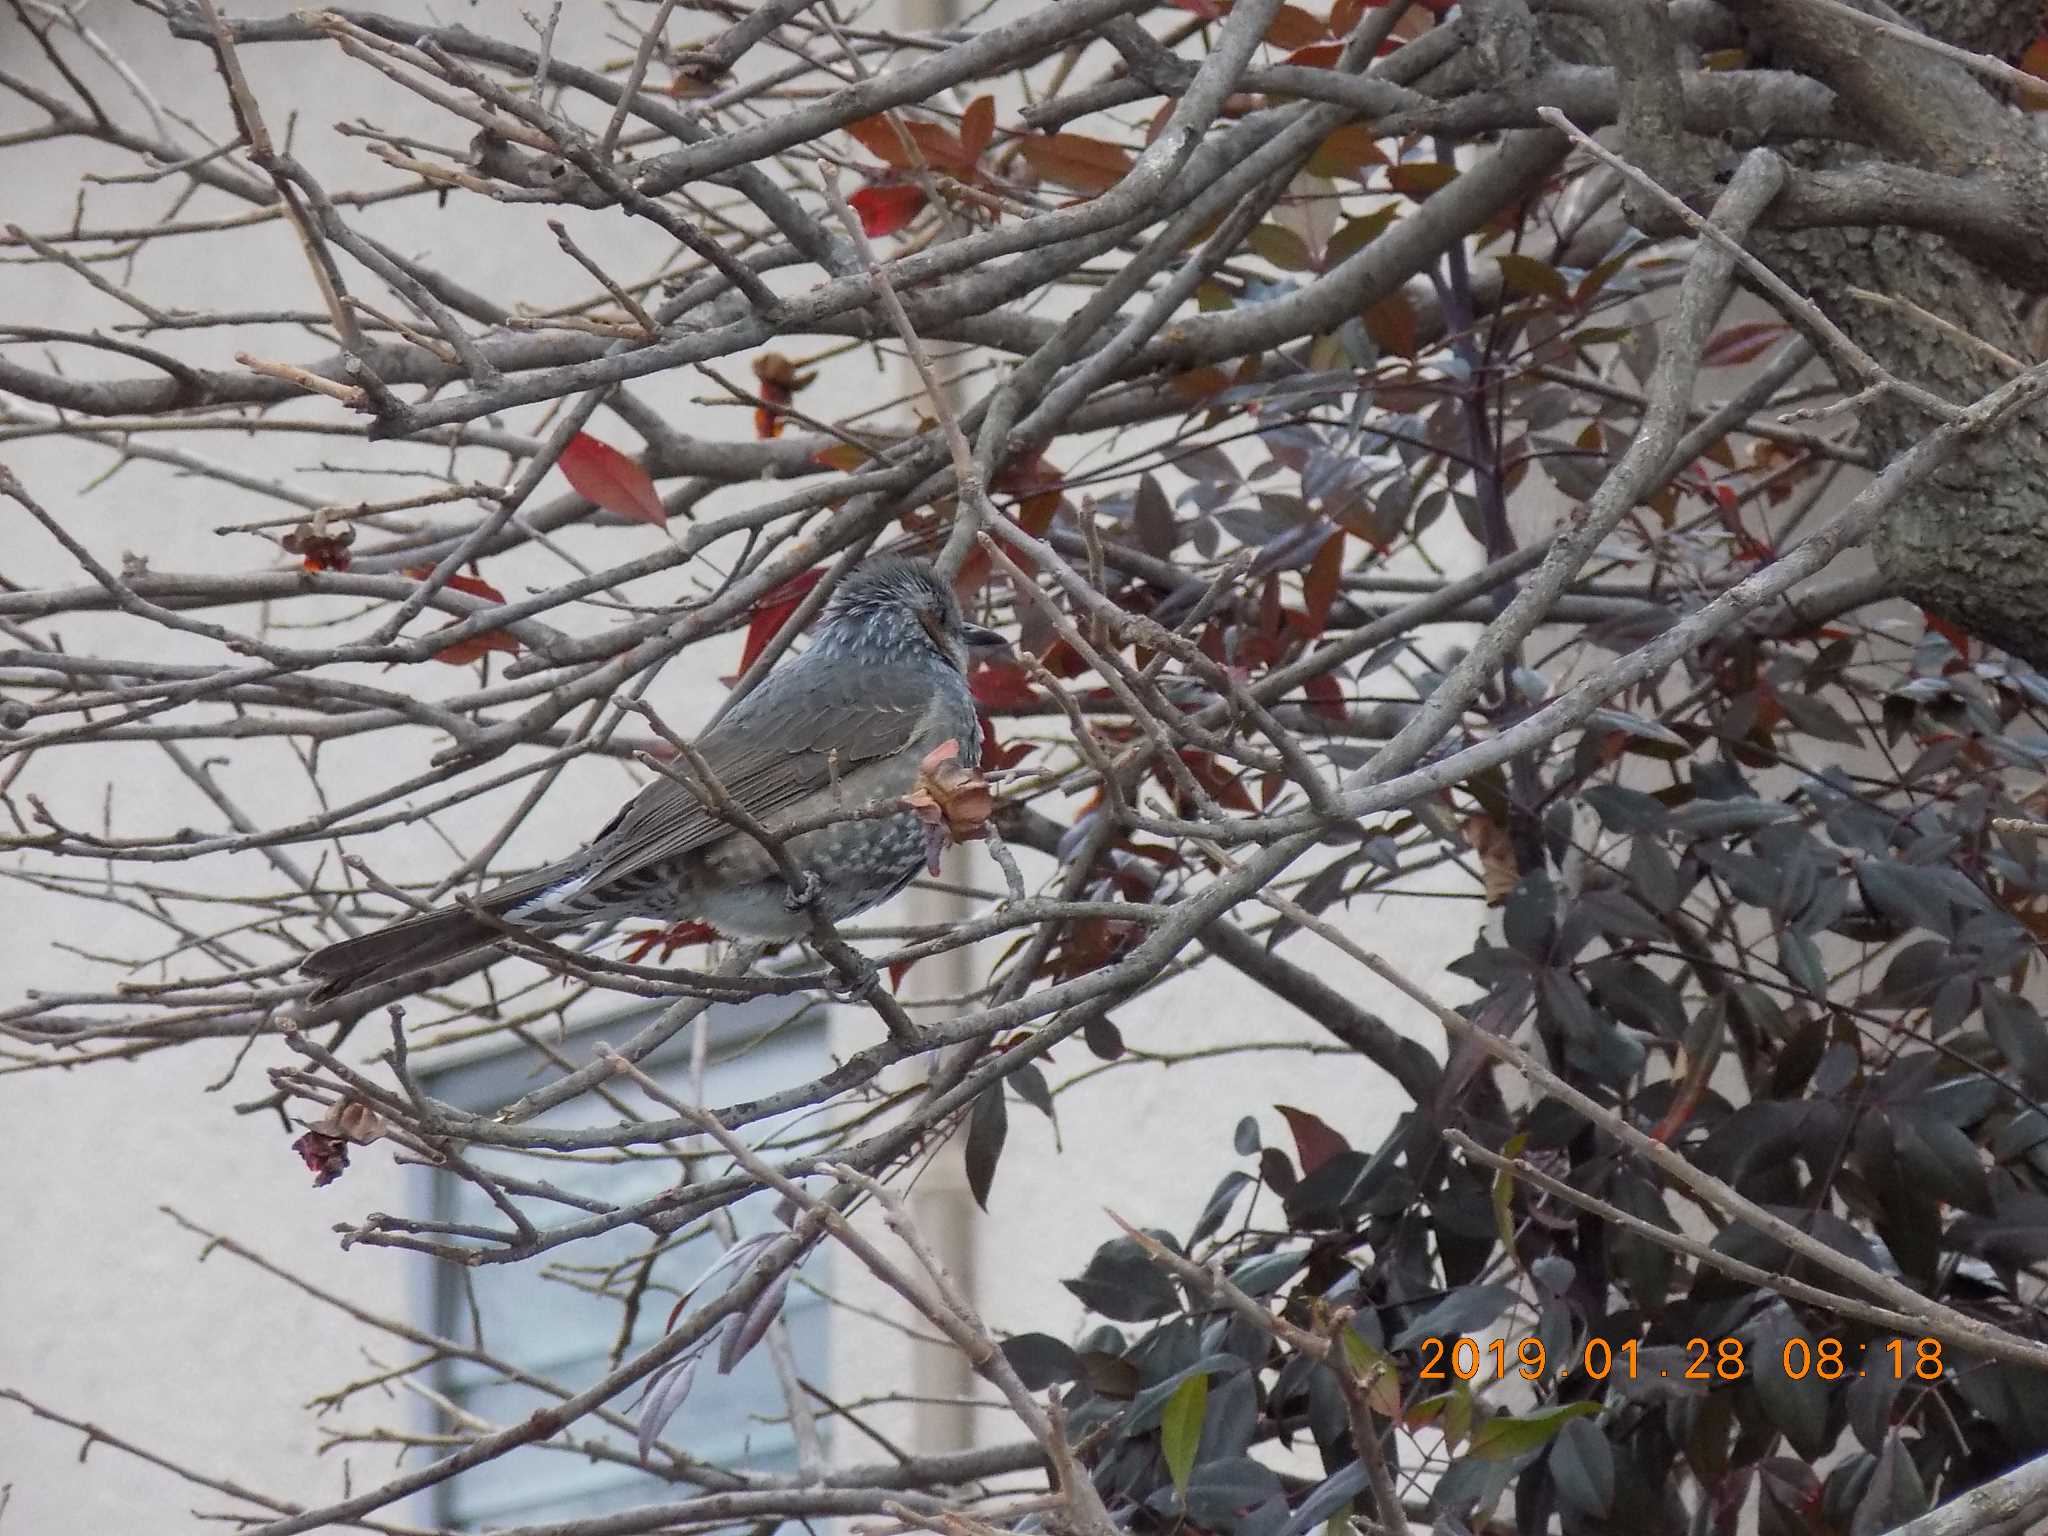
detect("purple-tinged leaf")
[719,1266,793,1374]
[636,1339,714,1461]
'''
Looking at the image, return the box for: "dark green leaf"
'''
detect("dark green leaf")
[964,1081,1008,1211]
[1851,1432,1928,1535]
[1548,1416,1615,1517]
[1011,1063,1055,1120]
[1749,1305,1832,1458]
[1392,1284,1513,1350]
[1084,1015,1125,1059]
[1001,1332,1081,1390]
[1065,1235,1181,1321]
[1666,798,1798,839]
[1584,785,1669,833]
[1190,1170,1254,1247]
[1134,472,1175,560]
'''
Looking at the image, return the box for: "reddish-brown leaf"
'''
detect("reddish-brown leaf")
[1302,527,1345,634]
[1302,671,1347,722]
[431,628,522,667]
[1702,320,1788,368]
[2022,35,2048,108]
[1386,161,1458,200]
[290,1099,389,1188]
[751,351,816,438]
[904,120,975,173]
[1265,4,1327,47]
[848,181,927,237]
[959,95,996,162]
[1460,812,1518,904]
[1016,133,1134,195]
[282,521,354,572]
[1495,252,1569,302]
[404,566,508,604]
[1168,365,1231,403]
[1170,750,1257,813]
[1049,915,1142,981]
[980,725,1035,772]
[1282,42,1343,67]
[1306,123,1387,179]
[1275,1104,1350,1174]
[970,661,1039,710]
[560,432,666,526]
[844,114,917,167]
[404,565,519,666]
[1171,0,1229,16]
[813,441,874,473]
[1362,289,1419,358]
[902,739,996,872]
[736,567,825,675]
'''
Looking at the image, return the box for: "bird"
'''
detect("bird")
[301,557,999,1002]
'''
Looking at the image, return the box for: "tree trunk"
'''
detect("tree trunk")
[1724,0,2048,663]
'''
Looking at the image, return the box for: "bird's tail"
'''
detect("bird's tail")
[301,874,556,1003]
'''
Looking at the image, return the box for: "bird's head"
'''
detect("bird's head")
[817,557,1005,670]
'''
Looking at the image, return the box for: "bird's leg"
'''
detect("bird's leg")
[783,868,821,912]
[821,948,881,1003]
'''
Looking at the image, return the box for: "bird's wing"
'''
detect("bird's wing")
[573,659,940,892]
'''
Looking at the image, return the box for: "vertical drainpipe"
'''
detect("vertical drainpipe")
[890,0,980,1461]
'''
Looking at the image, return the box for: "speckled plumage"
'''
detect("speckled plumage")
[303,558,990,1000]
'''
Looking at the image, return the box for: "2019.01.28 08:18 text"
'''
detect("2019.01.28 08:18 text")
[1416,1334,1946,1383]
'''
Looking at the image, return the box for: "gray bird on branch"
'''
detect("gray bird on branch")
[302,558,999,1001]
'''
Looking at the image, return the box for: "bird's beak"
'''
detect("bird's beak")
[961,623,1010,657]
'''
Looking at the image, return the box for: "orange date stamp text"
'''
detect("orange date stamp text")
[1415,1334,1945,1383]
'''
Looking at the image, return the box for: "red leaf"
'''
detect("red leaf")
[1275,1104,1350,1174]
[970,661,1038,710]
[1702,320,1788,368]
[560,433,666,526]
[1303,671,1347,721]
[1922,609,1973,661]
[980,731,1035,772]
[1171,0,1228,16]
[404,567,507,604]
[737,568,825,675]
[849,181,927,237]
[1167,750,1256,813]
[404,565,519,666]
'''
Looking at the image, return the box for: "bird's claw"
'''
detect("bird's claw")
[823,952,880,1002]
[783,869,821,913]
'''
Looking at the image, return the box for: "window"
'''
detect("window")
[421,994,831,1530]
